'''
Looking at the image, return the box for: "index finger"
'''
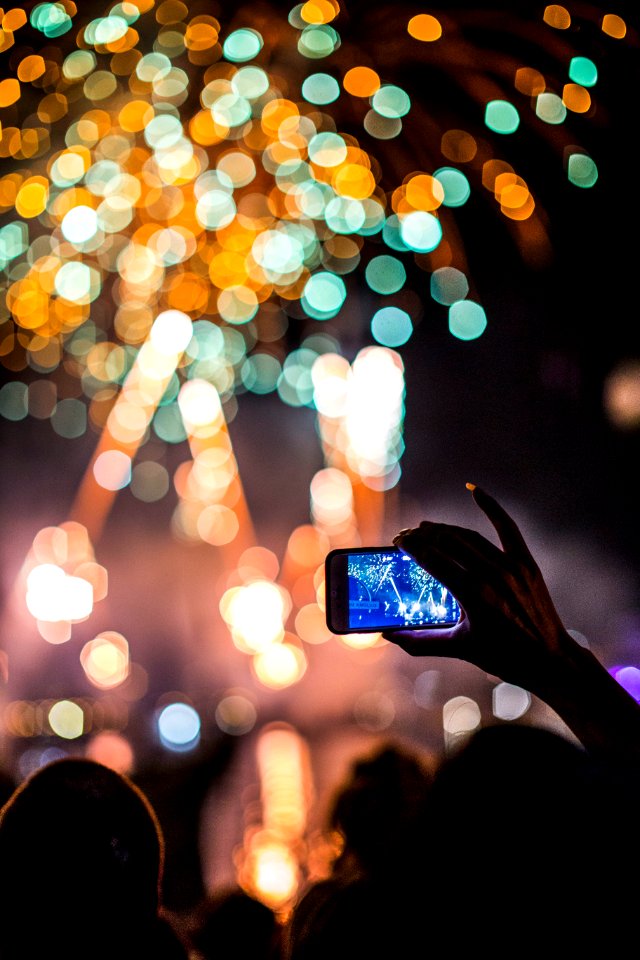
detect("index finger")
[470,485,535,564]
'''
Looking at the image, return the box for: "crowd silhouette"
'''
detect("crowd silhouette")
[0,485,638,958]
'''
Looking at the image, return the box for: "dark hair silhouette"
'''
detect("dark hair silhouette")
[0,757,187,959]
[422,722,633,953]
[286,741,433,960]
[189,886,283,959]
[288,726,637,957]
[327,741,433,876]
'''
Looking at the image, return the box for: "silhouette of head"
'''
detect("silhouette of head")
[328,741,433,876]
[0,757,165,957]
[190,887,282,959]
[423,722,626,952]
[427,722,599,845]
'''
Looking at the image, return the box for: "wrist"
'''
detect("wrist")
[527,633,640,761]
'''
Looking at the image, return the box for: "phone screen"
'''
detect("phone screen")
[326,547,461,634]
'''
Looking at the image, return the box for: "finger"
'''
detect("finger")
[396,533,467,590]
[470,486,535,563]
[396,527,505,602]
[397,534,545,641]
[415,523,507,570]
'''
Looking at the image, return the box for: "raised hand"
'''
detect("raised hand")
[383,484,575,692]
[384,484,640,765]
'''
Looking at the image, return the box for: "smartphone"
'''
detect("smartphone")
[325,546,461,634]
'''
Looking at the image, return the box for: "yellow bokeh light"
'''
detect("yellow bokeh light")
[252,640,306,689]
[501,193,535,220]
[310,467,353,528]
[52,148,89,183]
[407,14,442,42]
[38,92,68,124]
[601,14,626,39]
[166,271,210,315]
[238,545,280,583]
[15,177,49,218]
[80,631,130,689]
[236,723,310,909]
[562,83,591,113]
[32,525,71,566]
[0,77,19,107]
[0,173,22,207]
[48,699,85,739]
[543,4,571,29]
[37,620,72,645]
[285,524,329,569]
[156,1,189,25]
[149,309,193,355]
[494,173,529,208]
[333,163,376,200]
[482,158,514,192]
[17,54,46,82]
[240,835,300,911]
[196,504,239,545]
[225,580,289,652]
[339,631,384,650]
[119,99,155,132]
[294,603,332,645]
[343,66,380,98]
[178,378,223,430]
[301,0,339,24]
[3,8,28,31]
[185,19,219,51]
[405,174,445,211]
[189,108,229,145]
[73,561,108,602]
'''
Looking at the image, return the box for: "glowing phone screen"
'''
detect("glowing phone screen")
[346,549,460,630]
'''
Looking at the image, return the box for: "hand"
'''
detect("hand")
[383,484,577,692]
[385,485,640,763]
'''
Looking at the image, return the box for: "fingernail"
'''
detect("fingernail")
[465,482,476,491]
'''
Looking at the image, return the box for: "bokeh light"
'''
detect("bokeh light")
[0,0,634,917]
[215,693,258,735]
[26,564,94,624]
[80,630,130,689]
[48,700,85,739]
[492,683,532,720]
[157,701,202,751]
[443,696,481,750]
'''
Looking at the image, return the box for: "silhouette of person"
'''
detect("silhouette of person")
[384,483,640,767]
[382,484,640,954]
[0,757,189,960]
[286,741,434,959]
[188,885,283,959]
[132,730,236,915]
[420,720,630,954]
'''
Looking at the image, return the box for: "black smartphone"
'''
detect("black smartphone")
[325,546,462,634]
